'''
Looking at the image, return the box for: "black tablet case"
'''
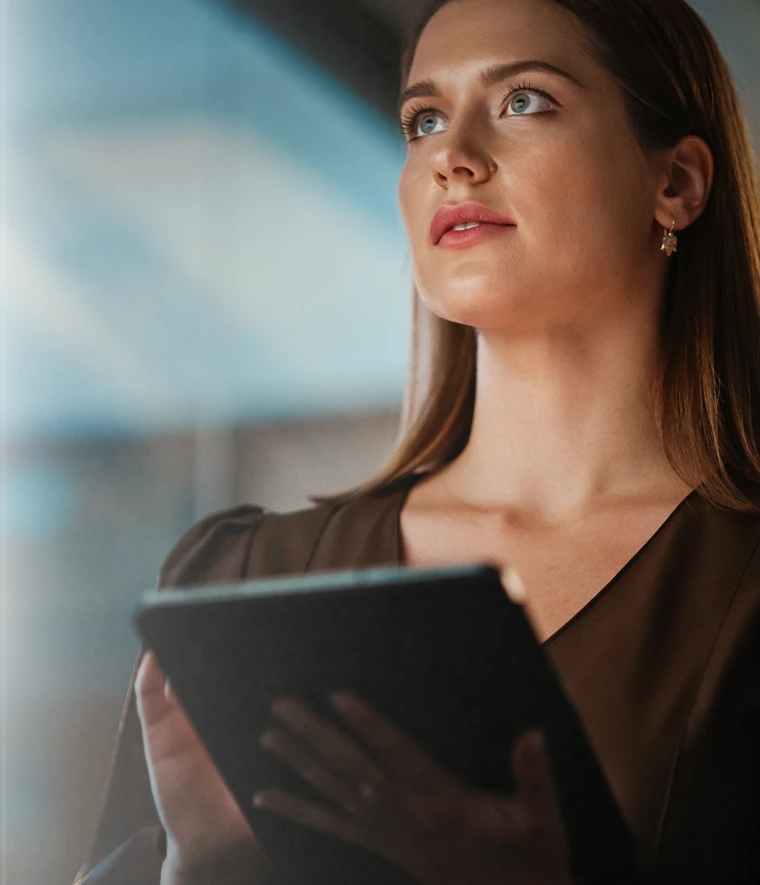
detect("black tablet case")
[135,564,635,885]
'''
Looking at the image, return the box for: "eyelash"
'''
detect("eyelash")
[400,79,557,141]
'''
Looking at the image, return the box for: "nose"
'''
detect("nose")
[430,130,496,187]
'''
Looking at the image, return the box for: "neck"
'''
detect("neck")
[441,312,691,524]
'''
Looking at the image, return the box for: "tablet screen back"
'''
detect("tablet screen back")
[135,563,634,884]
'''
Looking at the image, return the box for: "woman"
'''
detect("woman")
[74,0,760,883]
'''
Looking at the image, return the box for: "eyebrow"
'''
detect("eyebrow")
[397,60,585,115]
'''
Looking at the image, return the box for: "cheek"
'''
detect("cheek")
[397,163,418,234]
[530,123,647,224]
[505,133,650,279]
[398,158,436,244]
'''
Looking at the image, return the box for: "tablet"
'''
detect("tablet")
[135,563,634,885]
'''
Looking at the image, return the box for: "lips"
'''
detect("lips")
[430,201,516,245]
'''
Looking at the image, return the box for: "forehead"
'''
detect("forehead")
[408,0,591,84]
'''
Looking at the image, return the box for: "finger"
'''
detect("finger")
[258,728,369,812]
[270,698,387,793]
[328,693,442,786]
[135,651,171,728]
[513,731,562,820]
[253,789,366,847]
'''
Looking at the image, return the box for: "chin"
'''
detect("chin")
[419,278,535,330]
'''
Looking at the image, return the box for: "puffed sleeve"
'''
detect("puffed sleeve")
[73,505,266,885]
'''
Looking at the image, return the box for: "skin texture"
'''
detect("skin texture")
[397,0,713,522]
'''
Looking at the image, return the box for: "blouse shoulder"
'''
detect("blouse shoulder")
[157,504,268,589]
[156,498,350,587]
[155,474,418,589]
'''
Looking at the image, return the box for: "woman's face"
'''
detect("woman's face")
[398,0,664,332]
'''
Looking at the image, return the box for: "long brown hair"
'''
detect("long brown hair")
[313,0,760,512]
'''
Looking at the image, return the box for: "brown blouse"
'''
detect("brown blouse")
[74,472,760,885]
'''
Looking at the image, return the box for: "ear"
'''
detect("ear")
[653,135,714,233]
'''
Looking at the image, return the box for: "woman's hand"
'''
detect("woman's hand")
[253,692,572,885]
[135,650,271,885]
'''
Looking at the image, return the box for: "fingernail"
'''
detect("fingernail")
[529,731,545,753]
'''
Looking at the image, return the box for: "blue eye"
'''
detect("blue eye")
[399,79,557,141]
[400,107,444,140]
[504,90,554,116]
[417,112,443,137]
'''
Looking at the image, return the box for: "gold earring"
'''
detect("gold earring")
[660,218,678,256]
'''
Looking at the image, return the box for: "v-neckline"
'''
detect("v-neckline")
[391,471,702,647]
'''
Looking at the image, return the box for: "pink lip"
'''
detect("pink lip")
[430,200,516,246]
[438,222,516,250]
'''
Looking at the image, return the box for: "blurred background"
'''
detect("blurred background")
[2,0,758,882]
